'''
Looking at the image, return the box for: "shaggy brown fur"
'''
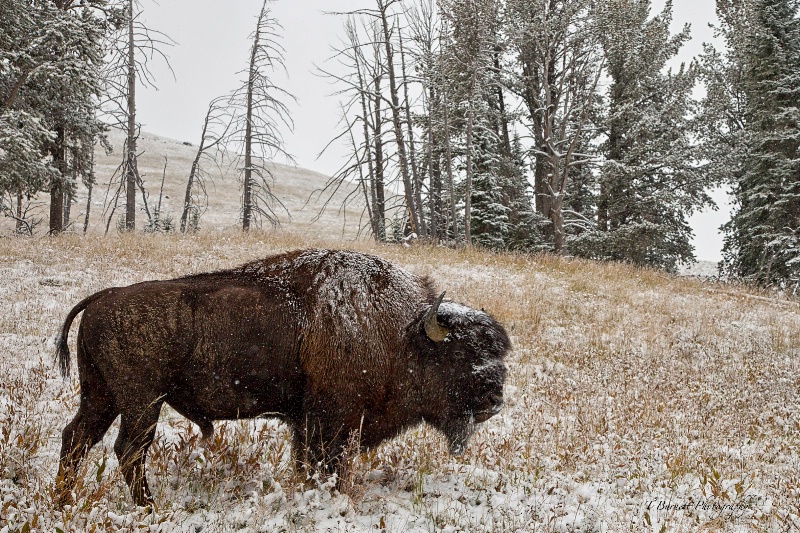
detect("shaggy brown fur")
[54,249,510,507]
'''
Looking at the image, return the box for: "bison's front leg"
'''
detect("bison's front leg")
[114,402,163,508]
[290,415,349,483]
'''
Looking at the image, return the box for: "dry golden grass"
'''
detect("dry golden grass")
[0,231,798,532]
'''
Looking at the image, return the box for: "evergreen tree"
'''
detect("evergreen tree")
[440,0,499,245]
[501,133,547,251]
[0,0,108,233]
[696,1,750,191]
[570,0,709,271]
[720,0,800,288]
[469,120,509,249]
[562,126,600,243]
[0,1,53,210]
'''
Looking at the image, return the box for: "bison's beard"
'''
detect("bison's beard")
[439,414,477,456]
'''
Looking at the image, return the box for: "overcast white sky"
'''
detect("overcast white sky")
[136,0,728,261]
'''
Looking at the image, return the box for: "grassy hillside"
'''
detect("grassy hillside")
[4,130,366,238]
[1,232,798,532]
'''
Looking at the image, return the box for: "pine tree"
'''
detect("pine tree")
[563,126,600,243]
[696,1,750,191]
[469,121,509,249]
[440,0,499,246]
[0,0,108,234]
[570,0,709,271]
[720,0,800,288]
[0,0,56,216]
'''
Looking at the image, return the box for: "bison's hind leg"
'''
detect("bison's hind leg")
[55,375,119,508]
[114,400,165,509]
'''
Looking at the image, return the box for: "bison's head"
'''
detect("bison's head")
[415,293,511,455]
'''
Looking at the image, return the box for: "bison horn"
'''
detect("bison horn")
[424,292,449,342]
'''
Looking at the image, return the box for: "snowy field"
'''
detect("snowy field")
[3,130,369,239]
[1,232,799,532]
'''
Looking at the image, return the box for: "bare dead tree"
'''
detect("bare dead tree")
[324,1,443,242]
[102,147,127,234]
[440,22,459,241]
[99,0,174,232]
[312,102,380,238]
[406,0,443,241]
[397,18,426,237]
[404,7,458,241]
[328,1,423,236]
[316,16,392,241]
[1,193,43,236]
[506,0,603,253]
[230,0,295,231]
[154,156,167,220]
[123,0,137,231]
[180,96,232,233]
[376,0,421,236]
[83,184,92,233]
[368,24,389,241]
[354,34,381,240]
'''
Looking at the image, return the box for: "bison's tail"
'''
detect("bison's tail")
[56,291,107,379]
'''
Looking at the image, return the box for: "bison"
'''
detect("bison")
[54,248,510,507]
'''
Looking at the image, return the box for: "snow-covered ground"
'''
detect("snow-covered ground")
[678,260,720,279]
[1,234,798,532]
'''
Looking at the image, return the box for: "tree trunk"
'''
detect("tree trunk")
[357,68,380,240]
[63,191,72,228]
[600,87,624,231]
[464,98,474,247]
[535,154,555,242]
[437,25,458,241]
[378,0,419,235]
[181,110,211,233]
[552,194,565,253]
[442,76,457,240]
[427,85,440,243]
[49,126,66,234]
[373,76,386,241]
[181,148,201,233]
[242,8,262,231]
[125,0,137,231]
[62,163,78,228]
[49,184,64,234]
[494,51,512,158]
[84,182,92,233]
[16,190,23,233]
[398,25,426,236]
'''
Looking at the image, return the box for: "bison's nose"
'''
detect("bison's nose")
[486,393,504,412]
